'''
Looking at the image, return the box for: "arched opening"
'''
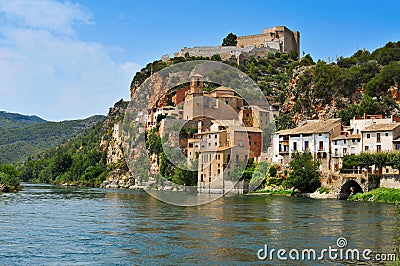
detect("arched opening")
[339,180,363,200]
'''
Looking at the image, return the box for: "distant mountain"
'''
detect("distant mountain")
[0,111,46,129]
[0,113,106,164]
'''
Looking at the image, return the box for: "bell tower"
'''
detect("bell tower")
[183,74,204,120]
[188,74,204,96]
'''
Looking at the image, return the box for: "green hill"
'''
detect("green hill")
[0,111,46,129]
[20,100,127,187]
[0,114,106,164]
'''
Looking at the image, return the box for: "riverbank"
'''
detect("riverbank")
[247,188,293,196]
[348,187,400,204]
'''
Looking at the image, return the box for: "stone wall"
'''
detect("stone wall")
[236,26,300,55]
[380,174,400,189]
[174,46,252,60]
[237,34,269,48]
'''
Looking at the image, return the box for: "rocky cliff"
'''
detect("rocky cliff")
[99,100,137,189]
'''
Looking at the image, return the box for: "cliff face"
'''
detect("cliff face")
[100,101,136,189]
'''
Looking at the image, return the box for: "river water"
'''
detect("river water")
[0,183,398,265]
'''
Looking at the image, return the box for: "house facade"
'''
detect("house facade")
[272,119,342,171]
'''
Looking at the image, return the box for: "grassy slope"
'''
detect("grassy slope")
[348,187,400,204]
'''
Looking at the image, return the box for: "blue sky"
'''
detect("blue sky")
[0,0,399,121]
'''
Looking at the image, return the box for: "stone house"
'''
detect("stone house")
[272,119,342,171]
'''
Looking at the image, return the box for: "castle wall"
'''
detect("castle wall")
[171,26,300,63]
[237,34,269,48]
[174,46,256,61]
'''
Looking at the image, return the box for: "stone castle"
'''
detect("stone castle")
[171,26,300,63]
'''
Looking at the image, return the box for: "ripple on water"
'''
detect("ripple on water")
[0,183,398,265]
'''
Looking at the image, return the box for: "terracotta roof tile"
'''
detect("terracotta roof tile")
[277,118,342,135]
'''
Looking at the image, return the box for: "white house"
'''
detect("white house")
[361,123,400,153]
[272,118,342,171]
[331,134,362,171]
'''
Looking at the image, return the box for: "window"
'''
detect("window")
[344,140,347,144]
[293,142,297,151]
[385,133,389,137]
[209,135,211,138]
[335,148,338,155]
[236,154,239,162]
[365,146,369,151]
[304,141,309,151]
[343,148,347,155]
[238,140,243,147]
[215,134,217,138]
[377,145,381,152]
[319,141,324,151]
[244,155,248,162]
[200,174,204,182]
[377,133,381,143]
[367,134,370,139]
[395,143,400,150]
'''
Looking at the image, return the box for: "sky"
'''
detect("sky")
[0,0,399,121]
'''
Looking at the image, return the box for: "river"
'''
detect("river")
[0,183,398,265]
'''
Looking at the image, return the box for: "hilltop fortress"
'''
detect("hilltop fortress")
[171,26,300,63]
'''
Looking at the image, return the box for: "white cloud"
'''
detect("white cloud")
[0,0,93,35]
[0,0,139,121]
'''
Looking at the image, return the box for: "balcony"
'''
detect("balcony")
[279,149,289,154]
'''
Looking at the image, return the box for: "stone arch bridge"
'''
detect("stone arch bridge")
[321,172,380,200]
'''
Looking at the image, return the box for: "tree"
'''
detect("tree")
[0,163,21,192]
[365,61,400,97]
[222,33,237,46]
[171,162,197,186]
[283,152,321,193]
[275,112,296,131]
[248,161,270,191]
